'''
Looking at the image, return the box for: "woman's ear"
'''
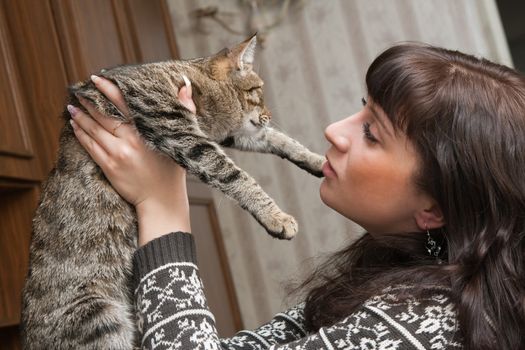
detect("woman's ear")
[414,201,445,230]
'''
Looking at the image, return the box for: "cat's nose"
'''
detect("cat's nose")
[262,107,272,120]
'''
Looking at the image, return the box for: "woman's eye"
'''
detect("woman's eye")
[362,122,379,143]
[361,97,367,106]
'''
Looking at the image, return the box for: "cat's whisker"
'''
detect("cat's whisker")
[269,120,287,133]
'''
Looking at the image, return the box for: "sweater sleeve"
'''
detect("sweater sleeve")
[133,232,307,349]
[133,232,463,350]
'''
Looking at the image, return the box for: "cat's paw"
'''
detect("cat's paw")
[311,154,326,177]
[263,212,298,240]
[300,153,325,177]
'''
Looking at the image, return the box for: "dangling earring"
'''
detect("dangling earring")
[425,225,442,258]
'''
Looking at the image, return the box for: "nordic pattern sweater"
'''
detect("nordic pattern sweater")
[133,232,463,349]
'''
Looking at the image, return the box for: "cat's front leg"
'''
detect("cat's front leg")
[153,134,298,239]
[222,127,325,177]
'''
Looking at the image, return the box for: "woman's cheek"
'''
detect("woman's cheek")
[341,151,394,206]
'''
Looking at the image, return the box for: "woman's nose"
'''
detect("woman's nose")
[325,117,351,152]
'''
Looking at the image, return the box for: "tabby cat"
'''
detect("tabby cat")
[21,35,324,349]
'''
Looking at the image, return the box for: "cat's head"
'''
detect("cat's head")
[196,35,271,130]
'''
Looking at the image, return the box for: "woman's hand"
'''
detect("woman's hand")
[69,75,196,246]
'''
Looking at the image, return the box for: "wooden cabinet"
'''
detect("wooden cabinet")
[0,1,241,347]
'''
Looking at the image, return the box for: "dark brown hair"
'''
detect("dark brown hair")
[298,43,525,349]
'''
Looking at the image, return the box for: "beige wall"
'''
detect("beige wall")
[167,0,511,329]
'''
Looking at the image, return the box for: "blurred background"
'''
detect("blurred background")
[0,0,523,347]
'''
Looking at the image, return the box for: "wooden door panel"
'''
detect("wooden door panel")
[0,185,39,327]
[51,0,128,81]
[0,2,39,181]
[1,0,69,180]
[51,0,179,83]
[0,23,32,156]
[125,0,179,62]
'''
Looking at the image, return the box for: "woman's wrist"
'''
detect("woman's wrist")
[135,193,191,247]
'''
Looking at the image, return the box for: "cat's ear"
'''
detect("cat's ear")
[209,35,257,79]
[228,34,257,71]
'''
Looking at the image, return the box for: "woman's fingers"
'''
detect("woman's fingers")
[68,104,121,155]
[69,113,110,168]
[90,75,131,117]
[80,75,135,140]
[75,96,128,138]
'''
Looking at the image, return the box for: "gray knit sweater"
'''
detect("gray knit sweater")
[133,232,463,349]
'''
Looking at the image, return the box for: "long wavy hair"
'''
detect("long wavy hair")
[297,43,525,349]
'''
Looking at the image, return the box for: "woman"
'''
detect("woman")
[68,43,525,349]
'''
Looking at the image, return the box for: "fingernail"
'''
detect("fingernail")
[70,119,77,129]
[182,74,191,88]
[91,74,100,83]
[67,104,79,117]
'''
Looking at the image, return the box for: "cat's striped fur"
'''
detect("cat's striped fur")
[21,36,324,349]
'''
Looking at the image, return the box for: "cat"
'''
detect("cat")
[20,35,324,349]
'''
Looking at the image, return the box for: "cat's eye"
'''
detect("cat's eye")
[362,122,379,143]
[248,86,263,92]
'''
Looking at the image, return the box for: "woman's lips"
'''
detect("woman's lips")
[322,159,337,178]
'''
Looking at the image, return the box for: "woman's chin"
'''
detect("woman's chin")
[319,179,330,204]
[319,180,339,212]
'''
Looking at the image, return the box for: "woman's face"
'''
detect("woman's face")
[320,98,433,234]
